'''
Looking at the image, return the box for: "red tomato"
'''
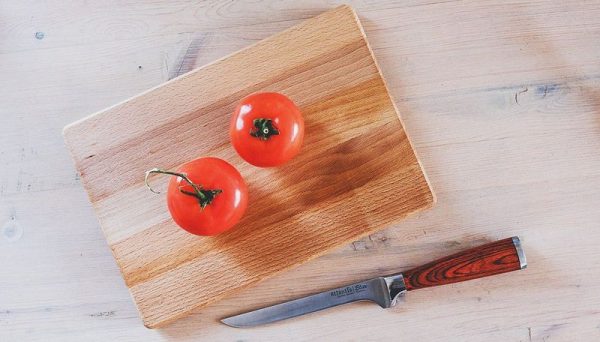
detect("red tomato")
[145,157,248,236]
[230,92,304,167]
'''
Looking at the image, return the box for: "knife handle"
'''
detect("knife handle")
[402,237,526,291]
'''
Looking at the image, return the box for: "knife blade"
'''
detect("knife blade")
[221,236,526,328]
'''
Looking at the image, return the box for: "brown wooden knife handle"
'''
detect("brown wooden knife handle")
[402,237,526,291]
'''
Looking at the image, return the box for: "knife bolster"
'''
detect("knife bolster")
[383,274,407,307]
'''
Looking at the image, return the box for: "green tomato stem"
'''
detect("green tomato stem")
[144,168,222,208]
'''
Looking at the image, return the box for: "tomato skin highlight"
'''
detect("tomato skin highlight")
[230,92,304,167]
[166,157,248,236]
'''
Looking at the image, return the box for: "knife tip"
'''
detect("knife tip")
[220,317,242,328]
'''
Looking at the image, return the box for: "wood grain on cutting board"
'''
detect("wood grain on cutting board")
[62,5,434,328]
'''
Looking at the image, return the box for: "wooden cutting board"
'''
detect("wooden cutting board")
[63,5,434,328]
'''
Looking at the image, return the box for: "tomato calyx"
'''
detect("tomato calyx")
[178,187,222,209]
[145,168,222,209]
[250,118,279,140]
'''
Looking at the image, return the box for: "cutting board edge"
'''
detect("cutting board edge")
[350,7,437,206]
[60,4,358,143]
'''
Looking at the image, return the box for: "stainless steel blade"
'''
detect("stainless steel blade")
[221,275,405,328]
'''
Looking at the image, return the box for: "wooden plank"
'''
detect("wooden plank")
[2,0,600,340]
[62,5,434,328]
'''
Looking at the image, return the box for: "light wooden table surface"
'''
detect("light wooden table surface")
[1,1,599,341]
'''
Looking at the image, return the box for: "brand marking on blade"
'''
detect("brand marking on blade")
[330,284,367,298]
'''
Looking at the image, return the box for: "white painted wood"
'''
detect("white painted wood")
[1,0,600,340]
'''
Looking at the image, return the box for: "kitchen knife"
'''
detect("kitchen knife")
[221,236,527,328]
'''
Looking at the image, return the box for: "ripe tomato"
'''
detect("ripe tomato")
[145,157,248,236]
[230,92,304,167]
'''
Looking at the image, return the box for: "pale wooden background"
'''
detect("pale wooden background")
[1,1,599,341]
